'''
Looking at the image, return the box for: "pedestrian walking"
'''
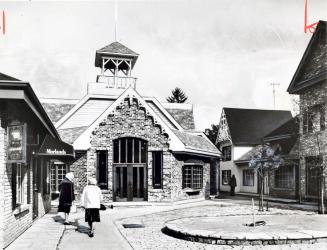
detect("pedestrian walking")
[229,174,237,196]
[58,172,75,225]
[81,177,103,237]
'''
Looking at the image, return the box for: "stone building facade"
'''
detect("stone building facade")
[42,42,220,203]
[0,73,73,248]
[287,21,327,202]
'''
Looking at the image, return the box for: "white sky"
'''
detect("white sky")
[0,0,326,130]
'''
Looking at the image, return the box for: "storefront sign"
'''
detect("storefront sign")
[7,124,27,163]
[46,149,66,155]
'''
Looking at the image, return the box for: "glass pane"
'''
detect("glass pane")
[113,140,119,163]
[153,151,162,188]
[127,138,133,163]
[120,139,126,163]
[141,140,146,163]
[134,140,140,163]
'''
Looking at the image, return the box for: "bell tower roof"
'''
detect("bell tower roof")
[95,41,139,69]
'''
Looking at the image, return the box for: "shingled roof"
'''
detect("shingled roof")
[165,108,195,130]
[223,108,292,146]
[172,130,219,155]
[97,41,139,56]
[41,103,76,124]
[287,20,327,94]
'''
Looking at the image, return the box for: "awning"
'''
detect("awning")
[37,135,74,159]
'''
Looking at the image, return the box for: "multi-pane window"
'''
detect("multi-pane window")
[306,156,322,196]
[243,169,254,186]
[303,104,326,134]
[113,138,147,164]
[222,170,231,185]
[222,146,231,161]
[152,151,163,189]
[182,165,203,189]
[274,165,294,189]
[50,163,68,192]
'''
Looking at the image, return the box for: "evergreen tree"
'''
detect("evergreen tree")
[166,87,188,103]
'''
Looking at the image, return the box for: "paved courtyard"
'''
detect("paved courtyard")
[6,199,327,250]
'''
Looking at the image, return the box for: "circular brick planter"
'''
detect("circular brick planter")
[163,215,327,246]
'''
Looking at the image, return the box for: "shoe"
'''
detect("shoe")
[88,231,94,237]
[63,222,70,225]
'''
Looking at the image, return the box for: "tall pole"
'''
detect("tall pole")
[114,0,118,41]
[270,83,280,109]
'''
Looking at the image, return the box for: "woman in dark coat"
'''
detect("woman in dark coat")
[58,172,75,225]
[229,174,237,196]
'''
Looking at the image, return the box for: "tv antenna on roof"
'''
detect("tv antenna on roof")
[114,0,118,41]
[270,83,280,110]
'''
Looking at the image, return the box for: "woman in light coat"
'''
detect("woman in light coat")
[81,177,103,237]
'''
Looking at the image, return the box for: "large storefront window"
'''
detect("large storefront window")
[50,162,68,193]
[243,169,254,186]
[222,170,231,185]
[182,165,203,189]
[274,165,294,189]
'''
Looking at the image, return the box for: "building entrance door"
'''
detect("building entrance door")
[112,138,147,202]
[113,164,145,201]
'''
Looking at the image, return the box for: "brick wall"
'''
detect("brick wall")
[299,80,327,200]
[72,98,211,202]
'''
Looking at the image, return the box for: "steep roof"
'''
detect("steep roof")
[287,20,327,94]
[223,107,292,146]
[52,95,196,145]
[51,87,219,157]
[264,117,299,141]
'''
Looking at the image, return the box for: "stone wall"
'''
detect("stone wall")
[299,80,327,200]
[70,153,87,201]
[88,98,169,202]
[71,98,212,202]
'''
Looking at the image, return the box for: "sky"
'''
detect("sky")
[0,0,326,130]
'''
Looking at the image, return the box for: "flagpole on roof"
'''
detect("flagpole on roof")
[114,0,118,41]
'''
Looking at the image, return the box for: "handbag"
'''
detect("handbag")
[100,204,106,211]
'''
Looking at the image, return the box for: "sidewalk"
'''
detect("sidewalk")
[6,213,64,250]
[5,209,132,250]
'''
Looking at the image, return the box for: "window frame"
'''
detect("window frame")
[152,151,163,189]
[113,138,147,164]
[182,164,203,190]
[243,169,254,186]
[222,170,231,185]
[222,146,232,161]
[274,165,294,189]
